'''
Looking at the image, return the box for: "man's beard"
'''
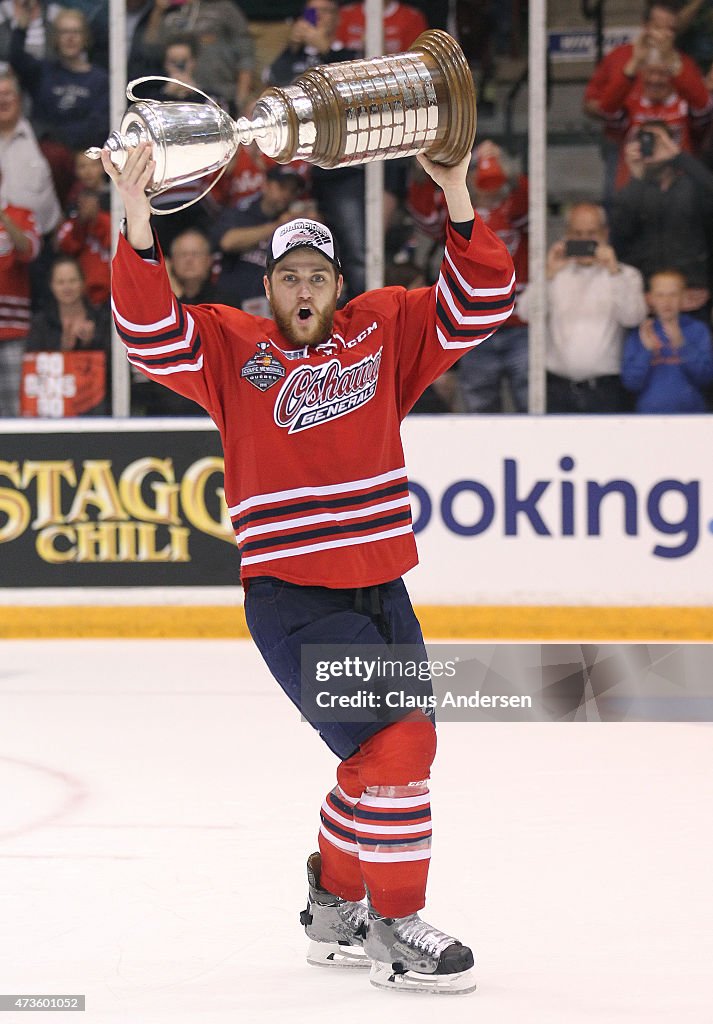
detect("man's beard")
[273,301,337,348]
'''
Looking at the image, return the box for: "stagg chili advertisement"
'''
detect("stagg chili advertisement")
[0,425,240,587]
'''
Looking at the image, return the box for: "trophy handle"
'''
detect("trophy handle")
[126,76,223,109]
[125,76,231,216]
[149,162,229,216]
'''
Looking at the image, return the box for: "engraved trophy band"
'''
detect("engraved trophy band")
[87,30,477,214]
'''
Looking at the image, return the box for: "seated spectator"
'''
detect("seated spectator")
[265,1,365,298]
[148,0,255,114]
[168,228,219,303]
[0,187,39,416]
[517,202,647,413]
[610,123,713,319]
[64,146,111,213]
[0,0,60,65]
[25,254,110,415]
[10,7,109,204]
[335,0,428,54]
[458,140,528,413]
[26,254,108,352]
[623,268,713,411]
[583,0,711,201]
[0,70,61,237]
[55,185,111,306]
[212,164,310,312]
[154,32,221,102]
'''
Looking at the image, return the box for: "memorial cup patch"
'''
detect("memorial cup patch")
[241,342,286,392]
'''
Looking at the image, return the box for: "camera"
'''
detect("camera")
[638,128,656,158]
[564,239,597,258]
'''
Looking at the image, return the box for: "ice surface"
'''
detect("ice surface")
[0,639,711,1023]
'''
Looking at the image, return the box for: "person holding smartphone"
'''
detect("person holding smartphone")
[611,122,713,322]
[265,1,349,85]
[583,1,712,203]
[517,202,647,413]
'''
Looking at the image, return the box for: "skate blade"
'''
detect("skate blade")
[306,940,370,969]
[369,961,477,995]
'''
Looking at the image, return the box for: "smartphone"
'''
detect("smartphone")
[638,129,655,158]
[302,6,318,24]
[565,239,597,258]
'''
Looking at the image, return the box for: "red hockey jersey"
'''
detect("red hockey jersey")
[585,44,713,186]
[0,204,40,342]
[111,216,515,588]
[335,1,428,54]
[56,210,112,306]
[210,147,274,209]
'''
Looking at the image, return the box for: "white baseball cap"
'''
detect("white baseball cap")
[267,218,341,271]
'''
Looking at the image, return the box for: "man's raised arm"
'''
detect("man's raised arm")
[100,142,218,413]
[101,141,155,251]
[393,151,516,416]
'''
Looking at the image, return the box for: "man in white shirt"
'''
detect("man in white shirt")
[0,70,61,237]
[517,202,647,412]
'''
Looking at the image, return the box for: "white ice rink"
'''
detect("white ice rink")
[1,639,711,1023]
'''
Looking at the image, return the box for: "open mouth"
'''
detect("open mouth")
[298,307,313,321]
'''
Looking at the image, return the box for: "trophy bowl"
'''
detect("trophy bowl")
[88,30,477,212]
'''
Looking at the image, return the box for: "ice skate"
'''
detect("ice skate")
[364,908,476,994]
[299,852,369,968]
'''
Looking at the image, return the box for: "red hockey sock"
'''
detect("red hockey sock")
[354,785,432,917]
[318,714,437,915]
[317,782,365,901]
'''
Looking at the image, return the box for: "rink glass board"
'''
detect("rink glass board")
[0,426,240,587]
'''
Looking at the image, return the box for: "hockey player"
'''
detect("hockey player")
[103,141,515,994]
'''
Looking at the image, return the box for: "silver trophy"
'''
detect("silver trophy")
[87,30,476,214]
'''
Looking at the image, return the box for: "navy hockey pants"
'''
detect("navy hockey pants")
[244,576,434,759]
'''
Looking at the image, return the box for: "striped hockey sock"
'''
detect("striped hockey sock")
[353,785,432,918]
[317,784,366,901]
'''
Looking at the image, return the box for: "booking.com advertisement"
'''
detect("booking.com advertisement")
[401,415,711,606]
[0,416,710,601]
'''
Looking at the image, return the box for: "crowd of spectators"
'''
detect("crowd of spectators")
[1,0,712,417]
[564,0,713,415]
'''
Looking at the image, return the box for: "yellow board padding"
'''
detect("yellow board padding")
[1,605,712,640]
